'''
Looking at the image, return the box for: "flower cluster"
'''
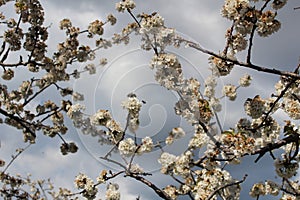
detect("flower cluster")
[107,14,117,25]
[122,93,142,133]
[282,98,300,120]
[257,11,281,37]
[90,109,112,126]
[115,0,135,12]
[138,136,154,154]
[219,131,256,161]
[4,28,22,51]
[165,127,186,145]
[66,103,85,120]
[251,116,280,146]
[0,172,70,199]
[227,32,248,52]
[59,18,72,30]
[274,158,299,179]
[239,74,252,87]
[1,69,14,80]
[139,13,164,34]
[60,142,78,155]
[96,170,107,184]
[244,95,266,119]
[274,78,300,120]
[193,168,240,200]
[209,54,235,76]
[106,183,120,200]
[150,53,183,90]
[204,75,217,98]
[221,0,250,20]
[222,0,284,38]
[74,173,98,199]
[118,137,136,156]
[158,152,177,175]
[223,84,237,101]
[188,127,209,149]
[88,20,104,36]
[249,180,280,198]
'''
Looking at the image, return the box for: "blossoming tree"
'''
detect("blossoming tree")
[0,0,300,199]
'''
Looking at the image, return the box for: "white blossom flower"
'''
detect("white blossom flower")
[118,138,136,156]
[88,20,104,36]
[74,173,93,189]
[100,58,108,66]
[209,97,222,112]
[230,32,248,52]
[209,54,235,76]
[72,92,84,101]
[265,180,279,196]
[274,159,299,178]
[158,152,177,174]
[59,18,72,30]
[239,74,252,87]
[84,64,96,74]
[96,170,107,184]
[257,11,281,37]
[107,14,117,25]
[122,94,142,114]
[188,130,209,149]
[115,0,135,12]
[249,182,266,197]
[138,136,153,153]
[223,84,237,100]
[129,163,144,173]
[122,94,142,132]
[105,183,120,200]
[2,69,14,80]
[90,109,112,126]
[163,185,177,199]
[139,13,164,34]
[66,104,85,120]
[170,127,185,139]
[244,95,266,119]
[221,0,250,20]
[174,151,192,177]
[282,98,300,120]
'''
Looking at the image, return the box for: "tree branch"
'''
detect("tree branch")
[127,173,172,200]
[183,40,300,79]
[247,133,299,163]
[207,174,248,200]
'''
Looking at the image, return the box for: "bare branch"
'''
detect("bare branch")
[183,40,300,79]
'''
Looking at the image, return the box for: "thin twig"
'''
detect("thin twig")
[3,144,31,173]
[23,83,53,107]
[128,173,172,200]
[207,174,248,200]
[184,40,300,79]
[100,156,127,170]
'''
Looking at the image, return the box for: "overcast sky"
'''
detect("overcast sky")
[1,0,300,199]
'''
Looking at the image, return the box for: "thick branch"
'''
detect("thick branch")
[247,133,299,162]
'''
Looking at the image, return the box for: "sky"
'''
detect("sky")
[1,0,300,199]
